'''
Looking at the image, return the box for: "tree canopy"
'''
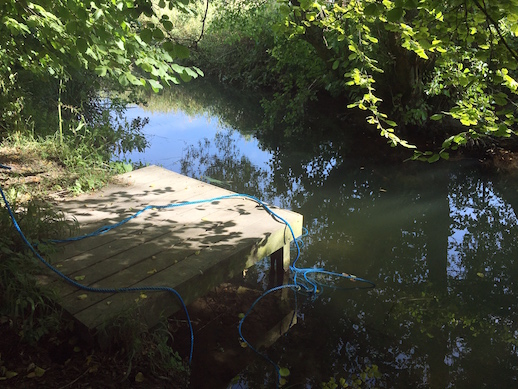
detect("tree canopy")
[0,0,203,92]
[277,0,518,159]
[198,0,518,161]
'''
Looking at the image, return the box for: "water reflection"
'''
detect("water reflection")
[126,83,518,388]
[177,127,518,388]
[181,131,269,199]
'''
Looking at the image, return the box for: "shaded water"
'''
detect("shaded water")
[123,83,518,388]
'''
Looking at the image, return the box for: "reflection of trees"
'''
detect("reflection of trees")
[174,84,518,387]
[181,130,518,387]
[180,130,269,199]
[135,77,264,136]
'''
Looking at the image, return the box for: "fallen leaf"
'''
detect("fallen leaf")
[74,275,86,281]
[139,293,147,299]
[279,367,290,377]
[77,294,88,300]
[135,372,144,382]
[147,269,157,274]
[27,366,45,378]
[5,371,18,379]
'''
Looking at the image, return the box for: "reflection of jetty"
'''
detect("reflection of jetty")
[44,165,303,334]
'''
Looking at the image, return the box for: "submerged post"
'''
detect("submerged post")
[270,241,290,288]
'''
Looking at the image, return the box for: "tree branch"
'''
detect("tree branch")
[471,0,518,63]
[194,0,210,48]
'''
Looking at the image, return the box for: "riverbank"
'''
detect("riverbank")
[0,135,191,388]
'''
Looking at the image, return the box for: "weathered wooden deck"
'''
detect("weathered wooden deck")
[45,165,302,333]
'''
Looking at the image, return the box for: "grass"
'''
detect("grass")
[0,132,189,387]
[0,132,111,345]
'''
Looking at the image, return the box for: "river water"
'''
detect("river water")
[122,83,518,388]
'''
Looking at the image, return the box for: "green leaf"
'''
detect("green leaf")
[279,367,290,377]
[127,73,141,86]
[493,93,508,106]
[95,66,108,77]
[162,20,173,31]
[415,49,429,59]
[148,79,163,92]
[140,61,154,73]
[76,37,88,53]
[364,3,378,16]
[171,63,185,73]
[174,44,190,59]
[404,0,418,8]
[387,7,405,22]
[193,66,204,76]
[140,28,153,44]
[428,153,440,163]
[179,71,192,82]
[152,28,164,40]
[430,114,443,120]
[453,134,467,144]
[118,73,129,86]
[162,40,175,53]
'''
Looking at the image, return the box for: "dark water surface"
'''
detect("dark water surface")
[123,84,518,388]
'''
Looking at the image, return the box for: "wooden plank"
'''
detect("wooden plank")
[61,206,300,321]
[47,165,303,331]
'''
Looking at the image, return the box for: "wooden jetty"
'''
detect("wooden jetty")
[44,165,303,333]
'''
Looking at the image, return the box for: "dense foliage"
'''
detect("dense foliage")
[1,0,204,89]
[196,0,518,161]
[0,0,202,154]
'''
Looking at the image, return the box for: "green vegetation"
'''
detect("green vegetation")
[321,364,381,388]
[1,1,202,386]
[190,0,518,161]
[2,0,518,386]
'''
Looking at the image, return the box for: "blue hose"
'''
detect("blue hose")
[0,165,197,362]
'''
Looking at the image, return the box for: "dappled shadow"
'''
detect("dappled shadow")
[44,165,302,333]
